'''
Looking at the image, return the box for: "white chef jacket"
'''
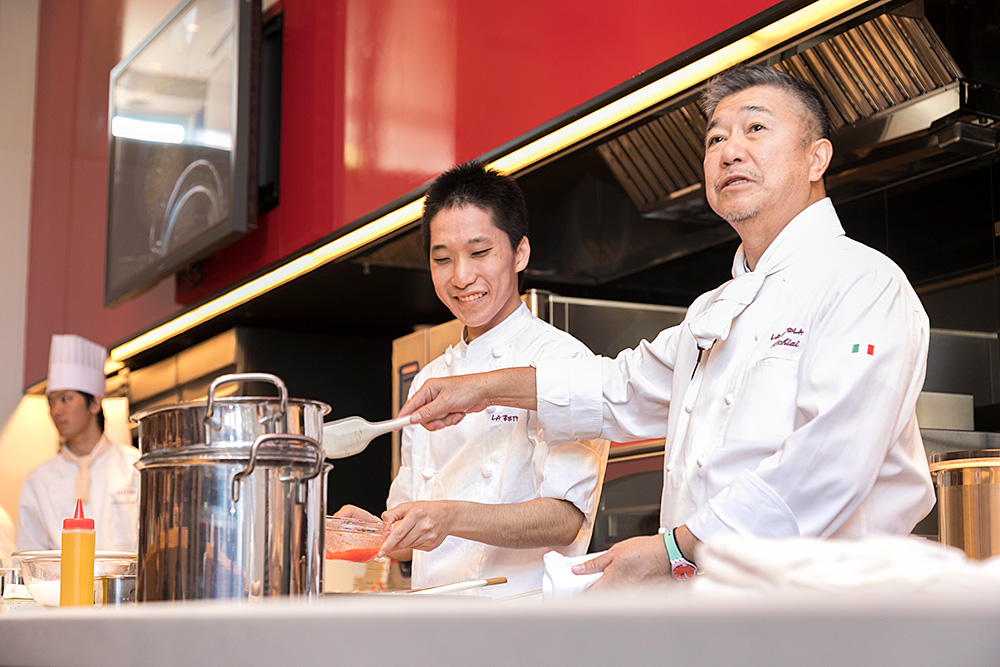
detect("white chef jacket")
[388,303,608,598]
[16,435,140,552]
[536,198,935,543]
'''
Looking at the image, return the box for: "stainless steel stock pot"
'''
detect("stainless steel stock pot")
[930,449,1000,560]
[131,373,331,602]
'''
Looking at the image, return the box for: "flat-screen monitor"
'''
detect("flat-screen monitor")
[105,0,261,306]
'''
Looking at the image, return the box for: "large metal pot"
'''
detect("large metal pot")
[929,449,1000,559]
[132,373,331,602]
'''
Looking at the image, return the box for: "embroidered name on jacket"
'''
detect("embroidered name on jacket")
[770,327,805,348]
[490,413,519,423]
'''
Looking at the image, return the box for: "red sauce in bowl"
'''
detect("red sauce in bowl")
[326,547,379,563]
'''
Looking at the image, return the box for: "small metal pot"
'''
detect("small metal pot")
[101,575,136,606]
[0,559,22,598]
[132,373,331,602]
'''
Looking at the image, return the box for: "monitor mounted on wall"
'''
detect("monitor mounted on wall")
[105,0,262,307]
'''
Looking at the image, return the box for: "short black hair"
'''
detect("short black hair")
[700,64,832,143]
[420,161,529,258]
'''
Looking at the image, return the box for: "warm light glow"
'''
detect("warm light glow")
[111,116,185,144]
[110,0,866,363]
[110,199,425,362]
[490,0,867,174]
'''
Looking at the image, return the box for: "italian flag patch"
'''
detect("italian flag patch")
[852,343,875,355]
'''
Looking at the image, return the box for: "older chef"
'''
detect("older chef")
[16,335,140,552]
[339,162,608,597]
[399,65,935,589]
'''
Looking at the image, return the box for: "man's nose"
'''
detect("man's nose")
[452,256,475,287]
[721,135,746,165]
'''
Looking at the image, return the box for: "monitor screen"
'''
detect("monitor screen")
[105,0,260,306]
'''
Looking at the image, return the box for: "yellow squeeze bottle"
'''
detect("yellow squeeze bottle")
[60,498,95,607]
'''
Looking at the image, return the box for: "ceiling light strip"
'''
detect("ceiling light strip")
[110,0,863,364]
[111,199,424,361]
[490,0,866,174]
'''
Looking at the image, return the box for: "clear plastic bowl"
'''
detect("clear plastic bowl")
[12,550,137,608]
[324,516,390,563]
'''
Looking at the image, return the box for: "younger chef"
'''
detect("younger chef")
[399,65,935,589]
[16,334,140,552]
[338,162,608,597]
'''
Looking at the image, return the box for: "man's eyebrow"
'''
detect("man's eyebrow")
[430,236,492,253]
[705,103,776,136]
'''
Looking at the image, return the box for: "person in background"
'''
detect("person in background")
[16,335,140,552]
[399,65,934,589]
[0,505,14,558]
[338,162,608,598]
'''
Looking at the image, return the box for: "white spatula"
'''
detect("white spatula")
[322,415,413,459]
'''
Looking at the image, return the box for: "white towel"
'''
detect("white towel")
[542,551,606,599]
[693,533,1000,596]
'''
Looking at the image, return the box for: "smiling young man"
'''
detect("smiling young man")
[337,162,608,598]
[399,66,934,590]
[16,334,140,552]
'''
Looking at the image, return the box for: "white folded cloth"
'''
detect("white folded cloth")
[542,551,606,599]
[693,532,1000,596]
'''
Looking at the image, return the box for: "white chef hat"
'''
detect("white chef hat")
[47,334,107,399]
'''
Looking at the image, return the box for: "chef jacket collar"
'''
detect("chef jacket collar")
[732,197,844,279]
[450,302,532,363]
[687,199,844,351]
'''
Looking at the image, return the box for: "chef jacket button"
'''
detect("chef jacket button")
[724,393,734,405]
[666,461,676,472]
[481,466,494,478]
[492,346,506,358]
[684,402,694,413]
[421,468,435,480]
[444,350,454,366]
[485,405,496,413]
[696,457,706,467]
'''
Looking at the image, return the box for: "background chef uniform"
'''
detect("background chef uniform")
[535,199,934,545]
[0,505,14,558]
[16,334,140,552]
[388,303,609,598]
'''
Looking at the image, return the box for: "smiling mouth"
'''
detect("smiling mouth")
[456,292,486,303]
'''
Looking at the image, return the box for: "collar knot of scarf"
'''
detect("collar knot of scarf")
[59,437,111,502]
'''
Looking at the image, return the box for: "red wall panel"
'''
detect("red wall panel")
[24,0,180,389]
[25,0,781,385]
[180,0,781,303]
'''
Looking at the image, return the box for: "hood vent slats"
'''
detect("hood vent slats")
[778,14,962,129]
[598,10,968,218]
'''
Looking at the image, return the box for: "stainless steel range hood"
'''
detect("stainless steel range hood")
[598,8,1000,219]
[351,1,999,296]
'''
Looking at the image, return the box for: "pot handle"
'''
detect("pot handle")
[231,433,325,503]
[204,373,289,444]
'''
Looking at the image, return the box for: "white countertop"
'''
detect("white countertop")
[2,587,999,667]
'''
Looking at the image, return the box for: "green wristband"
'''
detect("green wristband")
[663,528,698,581]
[663,528,683,561]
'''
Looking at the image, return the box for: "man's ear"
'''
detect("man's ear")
[514,236,530,273]
[809,137,833,183]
